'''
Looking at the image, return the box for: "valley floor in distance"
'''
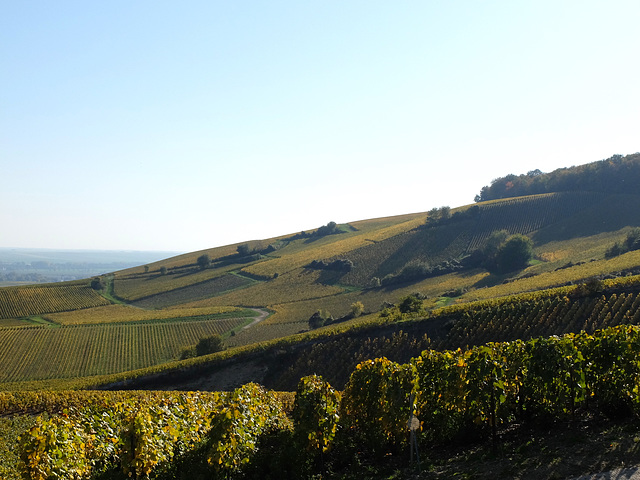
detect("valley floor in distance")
[0,248,182,286]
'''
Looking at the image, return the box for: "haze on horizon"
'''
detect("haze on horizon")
[1,1,638,253]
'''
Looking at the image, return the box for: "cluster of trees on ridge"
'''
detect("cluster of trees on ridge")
[475,153,640,202]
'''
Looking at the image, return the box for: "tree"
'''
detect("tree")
[483,230,509,259]
[427,207,440,224]
[398,294,424,314]
[494,234,534,273]
[316,221,339,237]
[350,301,364,318]
[180,346,197,360]
[308,309,332,329]
[160,266,168,275]
[308,311,325,329]
[197,254,211,269]
[195,334,224,356]
[90,277,105,290]
[625,228,640,251]
[237,244,251,257]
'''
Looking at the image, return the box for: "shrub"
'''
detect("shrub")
[398,294,424,314]
[350,301,364,318]
[309,310,333,329]
[195,334,224,356]
[180,346,197,360]
[494,234,534,273]
[197,254,211,269]
[90,277,105,290]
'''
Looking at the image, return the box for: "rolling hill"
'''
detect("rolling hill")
[1,154,640,387]
[4,153,640,479]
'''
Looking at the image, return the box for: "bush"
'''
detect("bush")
[606,229,640,259]
[309,310,333,329]
[493,234,534,273]
[316,221,338,237]
[626,228,640,251]
[195,334,224,356]
[180,346,197,360]
[197,254,211,269]
[398,294,424,314]
[350,301,364,318]
[306,259,353,272]
[90,277,105,290]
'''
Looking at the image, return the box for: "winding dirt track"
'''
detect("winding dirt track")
[242,308,270,330]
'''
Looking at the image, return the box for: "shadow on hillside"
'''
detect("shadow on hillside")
[316,269,348,285]
[533,193,640,246]
[472,273,514,289]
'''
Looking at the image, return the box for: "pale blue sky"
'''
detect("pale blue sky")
[2,1,639,252]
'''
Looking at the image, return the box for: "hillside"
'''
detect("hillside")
[2,155,640,386]
[4,154,640,479]
[0,175,640,382]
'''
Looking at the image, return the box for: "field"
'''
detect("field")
[0,284,109,319]
[129,273,259,308]
[240,215,427,278]
[44,304,248,325]
[0,314,251,383]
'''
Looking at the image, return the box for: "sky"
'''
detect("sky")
[2,1,639,253]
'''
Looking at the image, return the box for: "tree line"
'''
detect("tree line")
[475,153,640,202]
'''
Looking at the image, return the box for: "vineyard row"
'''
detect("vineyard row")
[14,324,640,480]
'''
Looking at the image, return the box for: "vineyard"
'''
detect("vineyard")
[128,273,259,309]
[338,191,616,287]
[83,275,640,393]
[0,315,249,383]
[5,325,640,479]
[178,269,345,312]
[112,266,252,302]
[44,304,249,325]
[3,158,640,477]
[240,215,427,279]
[464,191,601,251]
[0,284,110,319]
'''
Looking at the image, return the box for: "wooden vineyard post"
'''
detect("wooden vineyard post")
[408,393,420,467]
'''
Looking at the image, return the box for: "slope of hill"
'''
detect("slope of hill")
[4,155,640,479]
[1,154,640,387]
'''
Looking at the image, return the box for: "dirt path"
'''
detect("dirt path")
[242,308,270,330]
